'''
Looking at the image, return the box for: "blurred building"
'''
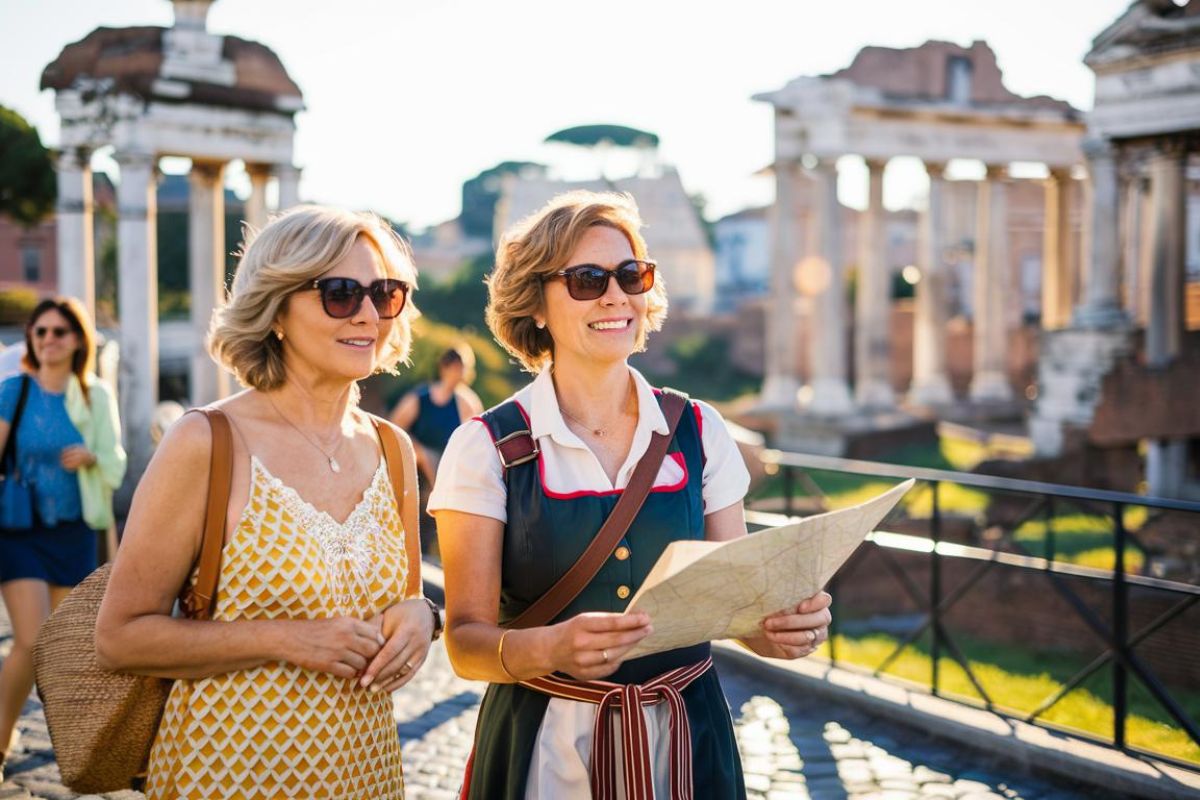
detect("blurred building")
[756,38,1085,416]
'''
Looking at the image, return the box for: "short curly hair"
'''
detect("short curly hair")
[208,205,418,392]
[485,191,668,373]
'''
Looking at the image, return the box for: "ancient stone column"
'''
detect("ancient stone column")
[807,157,853,416]
[969,165,1014,403]
[1121,169,1145,325]
[276,164,302,210]
[245,162,271,232]
[1041,168,1075,330]
[909,161,954,406]
[55,147,95,317]
[1075,138,1128,331]
[761,159,802,408]
[189,161,229,406]
[1145,140,1187,367]
[115,151,159,480]
[854,158,894,410]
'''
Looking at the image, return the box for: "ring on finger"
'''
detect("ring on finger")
[602,649,610,663]
[400,659,415,675]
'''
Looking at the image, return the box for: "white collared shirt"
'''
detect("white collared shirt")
[427,366,750,521]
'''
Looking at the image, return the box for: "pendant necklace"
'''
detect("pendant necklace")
[559,381,636,439]
[267,394,345,473]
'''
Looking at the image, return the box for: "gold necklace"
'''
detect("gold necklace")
[266,395,346,473]
[559,382,635,439]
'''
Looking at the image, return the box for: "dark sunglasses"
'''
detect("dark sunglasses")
[307,277,409,319]
[549,259,656,302]
[33,326,71,339]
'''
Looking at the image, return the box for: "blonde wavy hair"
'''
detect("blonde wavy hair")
[485,191,668,373]
[208,205,418,392]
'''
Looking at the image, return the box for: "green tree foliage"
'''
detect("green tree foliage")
[544,125,660,149]
[0,105,55,226]
[460,161,544,239]
[415,253,493,332]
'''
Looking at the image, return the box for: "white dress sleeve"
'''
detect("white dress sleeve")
[695,400,751,514]
[426,419,508,524]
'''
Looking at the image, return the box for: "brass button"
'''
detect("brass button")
[615,546,630,561]
[616,585,631,600]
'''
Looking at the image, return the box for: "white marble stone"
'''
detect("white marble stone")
[1145,144,1187,367]
[909,162,954,407]
[805,158,854,417]
[115,151,159,479]
[969,167,1014,403]
[855,158,895,410]
[54,147,95,316]
[188,161,229,406]
[762,157,803,409]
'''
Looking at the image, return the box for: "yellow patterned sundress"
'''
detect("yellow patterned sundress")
[144,456,409,800]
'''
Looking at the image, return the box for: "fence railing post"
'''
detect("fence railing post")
[1113,501,1128,750]
[783,466,794,518]
[930,481,941,696]
[1045,496,1056,563]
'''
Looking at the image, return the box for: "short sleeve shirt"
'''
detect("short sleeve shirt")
[428,367,750,520]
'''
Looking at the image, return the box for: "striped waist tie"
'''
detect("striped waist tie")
[520,656,713,800]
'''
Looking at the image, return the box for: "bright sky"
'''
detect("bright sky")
[1,0,1133,229]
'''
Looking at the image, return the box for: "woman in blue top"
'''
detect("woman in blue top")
[390,345,483,553]
[0,297,125,777]
[432,191,833,799]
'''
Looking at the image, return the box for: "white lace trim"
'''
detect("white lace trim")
[249,456,392,593]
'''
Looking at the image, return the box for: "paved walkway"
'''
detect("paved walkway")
[0,597,1117,800]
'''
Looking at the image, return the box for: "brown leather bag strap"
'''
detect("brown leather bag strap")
[372,417,422,599]
[507,390,689,630]
[183,407,233,620]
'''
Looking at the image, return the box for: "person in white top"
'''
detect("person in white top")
[432,190,833,800]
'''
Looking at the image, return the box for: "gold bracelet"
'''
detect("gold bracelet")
[497,629,518,682]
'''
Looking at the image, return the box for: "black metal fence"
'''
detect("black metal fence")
[747,449,1200,771]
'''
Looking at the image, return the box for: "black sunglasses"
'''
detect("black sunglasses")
[34,326,71,339]
[549,259,656,301]
[308,277,409,319]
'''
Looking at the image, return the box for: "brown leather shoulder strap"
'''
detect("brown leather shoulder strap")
[507,390,689,629]
[182,407,233,620]
[372,416,422,598]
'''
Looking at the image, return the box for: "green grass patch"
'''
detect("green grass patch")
[1013,506,1151,571]
[819,632,1200,764]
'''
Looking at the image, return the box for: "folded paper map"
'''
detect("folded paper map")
[623,478,915,659]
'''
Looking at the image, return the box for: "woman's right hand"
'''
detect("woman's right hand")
[546,611,653,681]
[279,617,386,679]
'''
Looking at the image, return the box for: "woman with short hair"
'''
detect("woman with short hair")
[432,191,833,799]
[96,205,436,799]
[0,297,125,780]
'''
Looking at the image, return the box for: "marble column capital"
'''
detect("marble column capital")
[1082,136,1117,163]
[188,160,226,183]
[245,162,274,180]
[1149,137,1189,164]
[808,155,840,175]
[923,161,949,179]
[983,163,1008,180]
[55,147,92,171]
[114,150,157,171]
[863,157,888,174]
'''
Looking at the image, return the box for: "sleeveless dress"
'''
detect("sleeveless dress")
[461,392,745,799]
[144,456,409,800]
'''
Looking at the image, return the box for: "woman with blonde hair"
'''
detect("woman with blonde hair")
[431,191,833,798]
[96,205,438,799]
[0,297,125,779]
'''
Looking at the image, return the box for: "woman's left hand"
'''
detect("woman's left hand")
[60,445,96,472]
[360,599,435,694]
[749,591,832,660]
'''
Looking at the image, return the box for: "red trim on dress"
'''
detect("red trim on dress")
[511,400,690,499]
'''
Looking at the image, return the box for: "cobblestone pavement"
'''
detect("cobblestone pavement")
[1,597,1118,800]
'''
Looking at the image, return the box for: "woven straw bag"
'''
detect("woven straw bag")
[32,409,232,793]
